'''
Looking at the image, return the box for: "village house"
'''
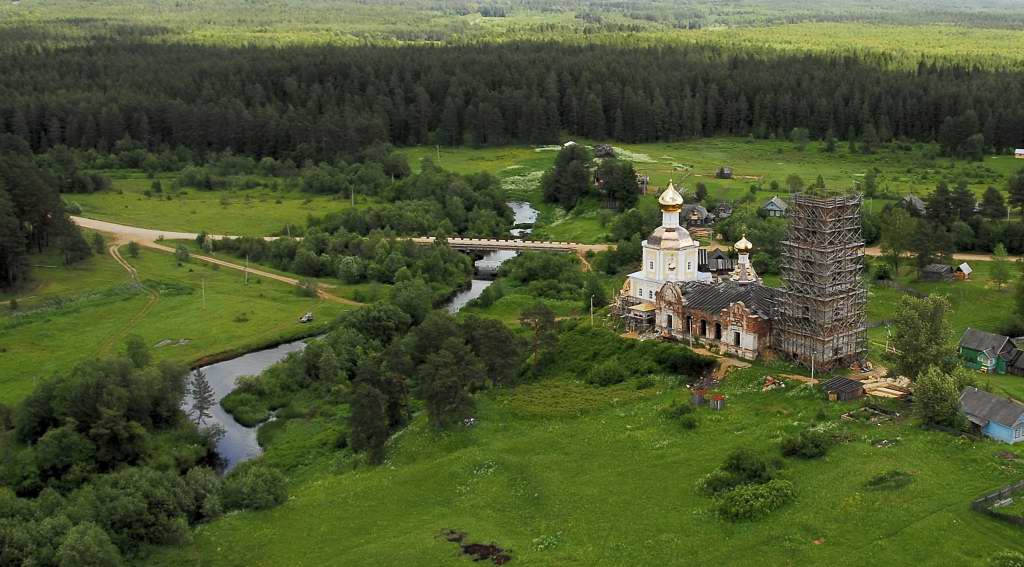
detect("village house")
[959,328,1019,374]
[960,387,1024,444]
[715,166,733,179]
[681,204,714,227]
[713,202,733,219]
[761,196,787,217]
[955,262,973,281]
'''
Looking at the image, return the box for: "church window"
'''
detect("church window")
[649,261,654,270]
[687,262,692,271]
[648,290,654,299]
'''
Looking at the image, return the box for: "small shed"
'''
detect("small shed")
[761,196,788,217]
[714,202,733,219]
[681,204,713,226]
[1015,149,1024,159]
[955,262,973,280]
[703,248,734,275]
[821,376,865,402]
[960,387,1024,444]
[715,166,733,179]
[920,264,954,282]
[692,387,707,406]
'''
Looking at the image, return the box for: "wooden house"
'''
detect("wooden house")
[713,202,733,219]
[955,262,973,281]
[960,387,1024,444]
[761,196,788,217]
[715,166,733,179]
[594,144,616,158]
[959,328,1016,374]
[821,376,865,402]
[920,264,954,282]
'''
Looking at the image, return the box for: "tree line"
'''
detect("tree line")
[1,41,1022,163]
[0,135,92,288]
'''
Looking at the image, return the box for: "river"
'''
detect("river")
[446,200,538,313]
[192,200,539,472]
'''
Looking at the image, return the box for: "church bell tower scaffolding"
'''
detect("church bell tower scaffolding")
[775,193,867,370]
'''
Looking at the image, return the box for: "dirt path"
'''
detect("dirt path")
[864,247,1021,262]
[98,241,160,355]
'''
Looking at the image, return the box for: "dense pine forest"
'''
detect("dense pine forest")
[1,40,1022,162]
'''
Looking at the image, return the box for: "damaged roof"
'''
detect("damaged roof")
[669,281,777,319]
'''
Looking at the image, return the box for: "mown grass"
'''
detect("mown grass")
[0,245,350,405]
[148,364,1024,566]
[66,169,359,236]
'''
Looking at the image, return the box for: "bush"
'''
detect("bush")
[864,470,913,491]
[699,449,779,496]
[586,359,628,386]
[296,278,318,298]
[222,465,288,511]
[780,429,834,459]
[717,479,795,522]
[990,551,1024,567]
[661,400,698,429]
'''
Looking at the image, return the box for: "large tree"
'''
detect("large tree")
[540,144,593,210]
[595,159,639,211]
[890,295,954,379]
[914,367,970,428]
[348,382,390,464]
[879,207,917,271]
[1009,167,1024,217]
[414,338,482,429]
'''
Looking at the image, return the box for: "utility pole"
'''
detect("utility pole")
[590,294,595,326]
[202,277,206,310]
[351,187,355,207]
[245,254,249,285]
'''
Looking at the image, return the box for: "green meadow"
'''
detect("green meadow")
[401,138,1023,244]
[0,243,349,405]
[147,367,1024,566]
[66,170,358,236]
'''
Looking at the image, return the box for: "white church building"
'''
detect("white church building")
[615,183,776,360]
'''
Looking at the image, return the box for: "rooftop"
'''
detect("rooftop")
[960,387,1024,428]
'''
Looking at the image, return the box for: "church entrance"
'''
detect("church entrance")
[714,323,722,340]
[666,314,673,331]
[700,320,707,337]
[734,331,741,347]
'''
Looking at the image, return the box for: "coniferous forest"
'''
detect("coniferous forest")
[1,40,1022,162]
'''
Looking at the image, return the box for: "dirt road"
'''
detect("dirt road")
[72,216,358,306]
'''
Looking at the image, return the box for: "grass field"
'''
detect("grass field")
[66,170,358,236]
[0,244,349,405]
[146,365,1024,566]
[401,138,1023,244]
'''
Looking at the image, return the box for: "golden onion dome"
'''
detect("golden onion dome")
[658,181,684,212]
[734,234,753,252]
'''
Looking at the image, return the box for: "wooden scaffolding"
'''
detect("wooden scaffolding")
[775,193,867,370]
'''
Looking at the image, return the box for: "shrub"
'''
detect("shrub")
[222,465,287,511]
[634,377,655,390]
[586,359,628,386]
[699,449,779,495]
[296,278,318,298]
[678,414,698,430]
[990,551,1024,567]
[717,479,795,522]
[865,470,913,491]
[780,429,834,459]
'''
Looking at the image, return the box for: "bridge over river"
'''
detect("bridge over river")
[407,236,613,254]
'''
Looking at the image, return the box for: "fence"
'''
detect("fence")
[972,479,1024,526]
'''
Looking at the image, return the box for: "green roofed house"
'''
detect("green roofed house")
[958,328,1017,374]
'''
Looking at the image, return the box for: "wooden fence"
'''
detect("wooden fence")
[972,479,1024,526]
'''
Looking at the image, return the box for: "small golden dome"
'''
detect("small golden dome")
[735,234,753,252]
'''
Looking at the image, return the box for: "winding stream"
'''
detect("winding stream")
[196,201,539,471]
